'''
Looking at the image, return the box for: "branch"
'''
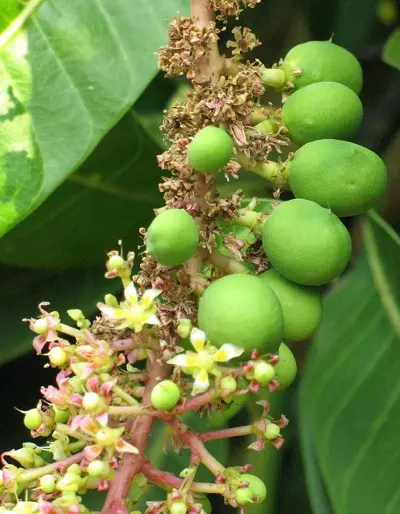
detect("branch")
[141,461,225,495]
[190,0,221,83]
[199,425,254,442]
[101,354,168,514]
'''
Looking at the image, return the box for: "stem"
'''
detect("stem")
[101,355,168,513]
[259,66,287,89]
[55,423,85,440]
[190,0,221,83]
[141,461,225,495]
[206,250,249,274]
[200,425,254,442]
[169,420,225,476]
[237,153,283,185]
[230,209,264,236]
[112,385,140,407]
[176,390,217,414]
[58,323,84,340]
[20,451,85,484]
[0,0,45,51]
[108,405,153,417]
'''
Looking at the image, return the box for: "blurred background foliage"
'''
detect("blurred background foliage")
[0,0,399,513]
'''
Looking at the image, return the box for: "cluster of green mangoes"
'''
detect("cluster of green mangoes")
[145,39,387,394]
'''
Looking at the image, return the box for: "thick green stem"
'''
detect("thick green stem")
[112,385,140,406]
[237,153,287,189]
[230,209,264,236]
[260,66,287,89]
[207,249,249,274]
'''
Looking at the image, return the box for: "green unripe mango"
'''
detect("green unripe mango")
[282,82,363,145]
[287,139,387,217]
[147,209,199,267]
[239,474,267,504]
[283,40,363,94]
[259,269,322,341]
[198,274,283,354]
[150,380,181,411]
[187,126,233,174]
[262,199,351,286]
[275,343,297,389]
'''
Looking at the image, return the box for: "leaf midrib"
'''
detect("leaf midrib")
[364,211,400,337]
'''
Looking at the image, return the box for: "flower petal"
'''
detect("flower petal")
[124,283,138,305]
[141,288,162,308]
[146,313,161,326]
[192,368,209,396]
[167,354,192,367]
[115,438,139,454]
[190,328,206,353]
[214,343,244,362]
[97,304,124,320]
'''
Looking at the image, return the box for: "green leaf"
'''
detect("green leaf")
[0,0,22,32]
[383,29,400,70]
[300,211,400,514]
[0,0,188,237]
[0,263,118,364]
[0,112,162,269]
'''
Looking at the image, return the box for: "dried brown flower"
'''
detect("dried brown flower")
[158,16,219,78]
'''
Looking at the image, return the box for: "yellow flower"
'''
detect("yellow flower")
[168,328,243,395]
[97,282,161,332]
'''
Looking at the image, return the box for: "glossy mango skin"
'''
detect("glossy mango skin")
[282,82,363,145]
[283,40,363,94]
[262,199,351,286]
[287,139,387,217]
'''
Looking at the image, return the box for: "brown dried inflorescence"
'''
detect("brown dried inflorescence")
[161,63,264,143]
[227,27,261,57]
[210,0,261,19]
[158,16,219,78]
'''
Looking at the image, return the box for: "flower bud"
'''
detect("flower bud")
[23,409,42,431]
[48,347,68,367]
[86,460,110,478]
[82,392,101,412]
[264,423,281,440]
[220,376,237,395]
[40,474,56,493]
[56,472,82,493]
[170,501,187,514]
[176,318,192,339]
[104,294,119,307]
[33,318,48,335]
[107,255,125,271]
[253,361,276,385]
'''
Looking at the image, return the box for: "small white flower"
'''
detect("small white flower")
[168,328,244,395]
[97,282,161,333]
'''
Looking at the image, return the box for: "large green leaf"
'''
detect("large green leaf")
[300,211,400,514]
[0,111,162,269]
[0,0,187,237]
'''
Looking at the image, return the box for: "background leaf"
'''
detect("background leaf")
[300,211,400,514]
[0,0,187,237]
[0,263,116,364]
[0,111,162,269]
[383,28,400,70]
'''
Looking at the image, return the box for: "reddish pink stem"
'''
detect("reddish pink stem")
[101,354,168,514]
[175,390,217,414]
[200,425,254,442]
[168,419,225,476]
